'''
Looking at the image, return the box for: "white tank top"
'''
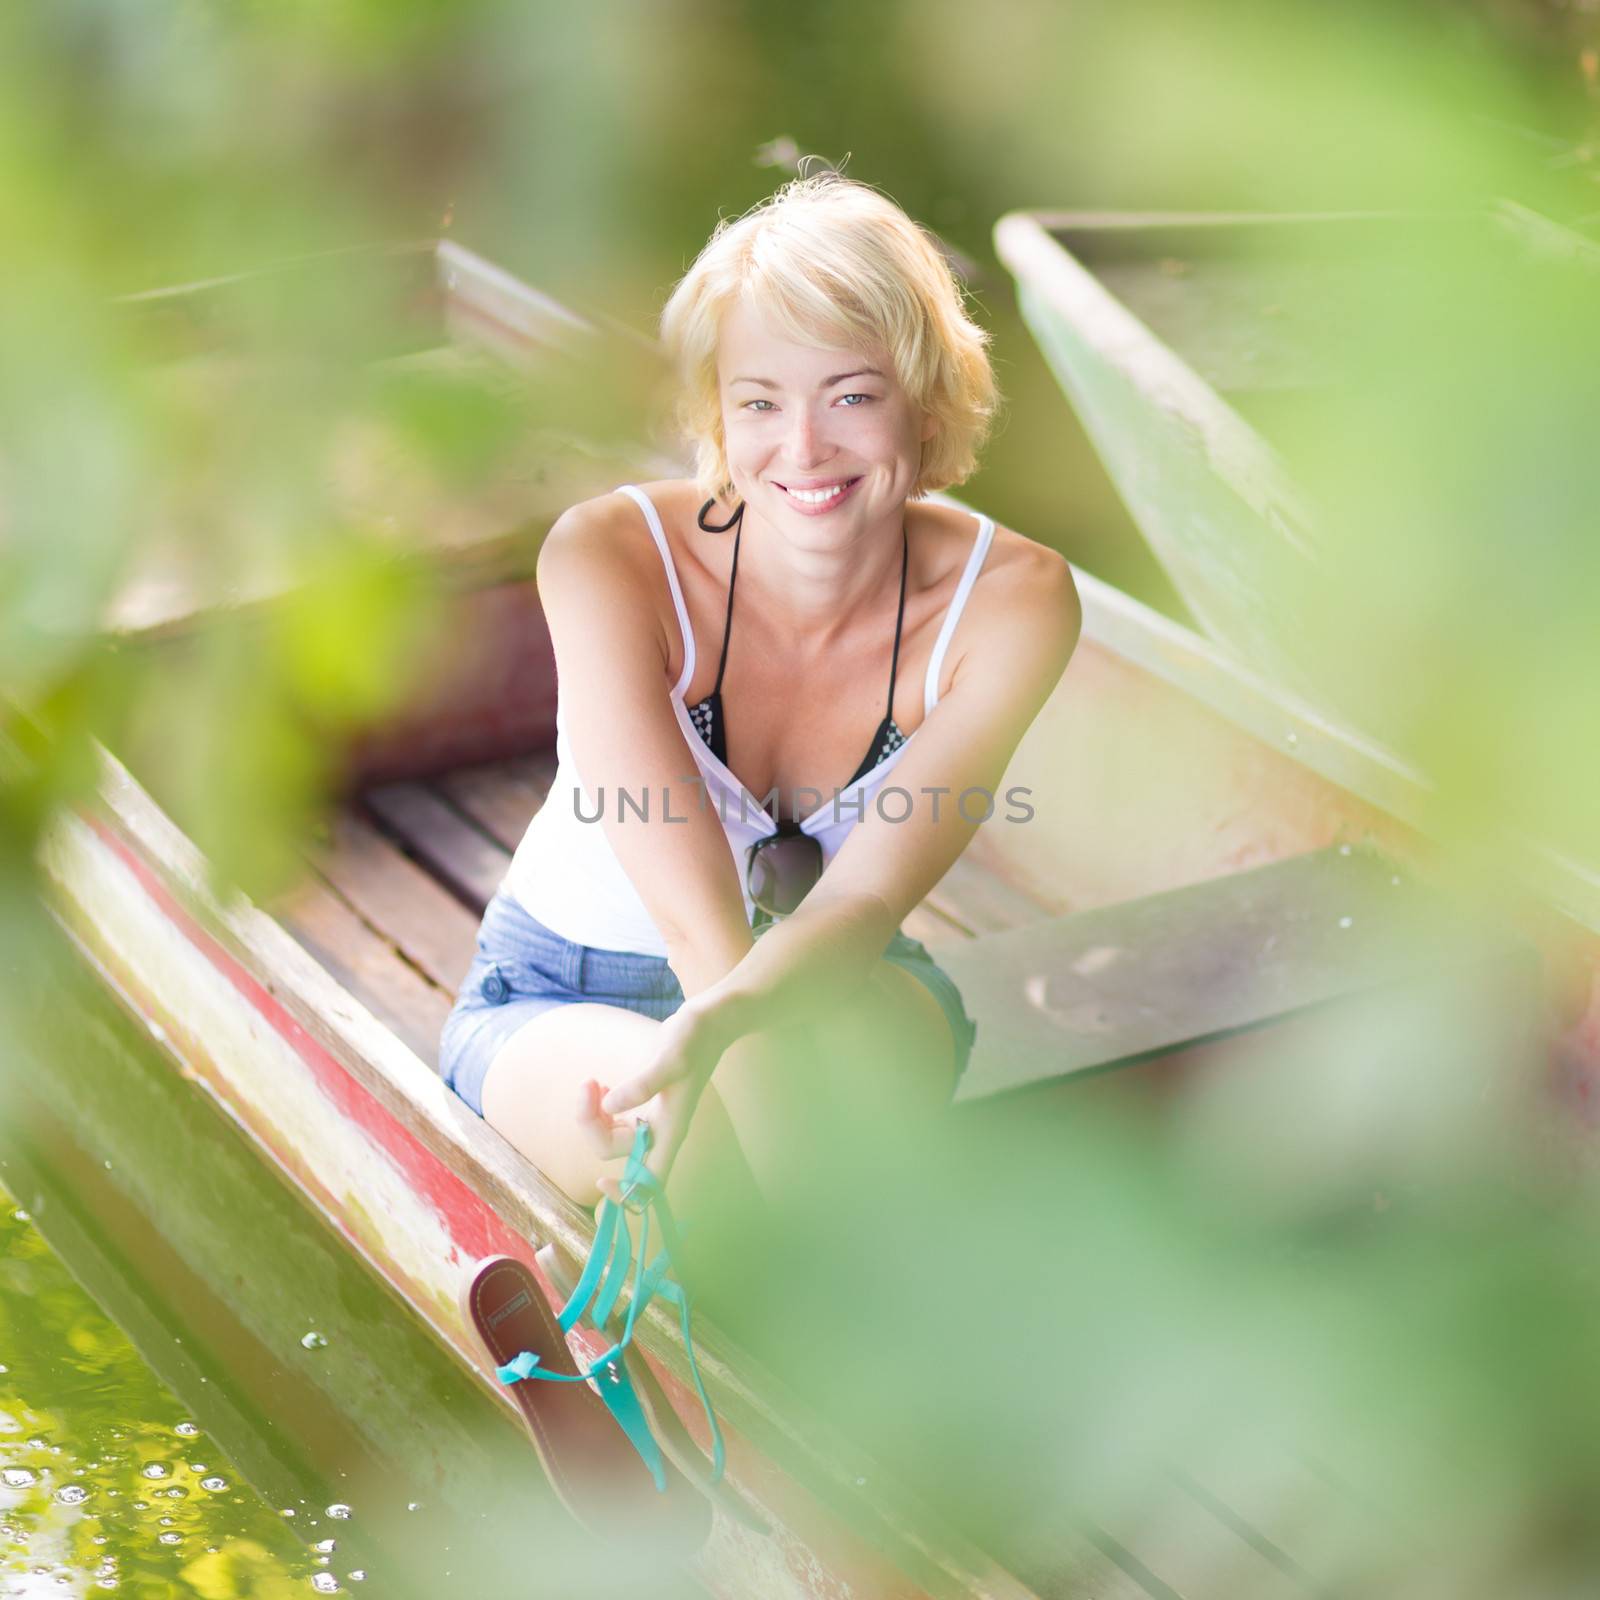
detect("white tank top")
[503,484,997,955]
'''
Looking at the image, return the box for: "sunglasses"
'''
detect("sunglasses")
[745,822,823,921]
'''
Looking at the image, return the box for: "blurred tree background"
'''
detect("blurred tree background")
[4,1,1600,1594]
[3,0,1597,906]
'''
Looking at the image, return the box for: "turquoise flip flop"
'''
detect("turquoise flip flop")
[500,1122,727,1499]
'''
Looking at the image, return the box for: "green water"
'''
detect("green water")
[1,1191,323,1597]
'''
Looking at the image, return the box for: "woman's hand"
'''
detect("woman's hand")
[595,999,730,1194]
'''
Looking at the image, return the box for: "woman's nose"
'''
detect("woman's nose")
[784,407,831,467]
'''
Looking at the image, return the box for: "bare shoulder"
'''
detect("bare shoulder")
[535,486,682,681]
[537,487,652,583]
[538,479,706,586]
[932,512,1081,709]
[958,511,1079,643]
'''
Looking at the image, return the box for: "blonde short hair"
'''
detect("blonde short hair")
[660,174,999,505]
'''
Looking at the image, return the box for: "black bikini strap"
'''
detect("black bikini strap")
[697,498,744,534]
[711,522,741,696]
[885,522,909,719]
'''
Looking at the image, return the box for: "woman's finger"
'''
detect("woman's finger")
[576,1079,640,1159]
[601,1064,668,1116]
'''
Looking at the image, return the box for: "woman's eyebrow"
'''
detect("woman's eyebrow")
[730,367,885,389]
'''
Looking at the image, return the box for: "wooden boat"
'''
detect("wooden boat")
[990,206,1599,1094]
[33,232,1600,1599]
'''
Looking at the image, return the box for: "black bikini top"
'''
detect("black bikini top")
[687,499,910,817]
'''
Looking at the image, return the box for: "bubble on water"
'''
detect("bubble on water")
[2,1468,38,1488]
[55,1485,89,1505]
[315,1556,329,1567]
[280,1508,296,1518]
[1338,915,1354,929]
[91,1537,109,1547]
[1338,843,1352,856]
[0,1364,7,1373]
[158,1532,182,1546]
[158,1516,175,1527]
[325,1503,351,1520]
[313,1539,337,1553]
[189,1463,208,1473]
[405,1502,419,1512]
[174,1422,200,1438]
[139,1463,170,1480]
[97,1579,118,1589]
[300,1332,329,1350]
[166,1486,189,1500]
[347,1575,365,1585]
[26,1438,47,1450]
[311,1575,340,1594]
[200,1478,228,1493]
[131,1501,147,1510]
[11,1209,30,1222]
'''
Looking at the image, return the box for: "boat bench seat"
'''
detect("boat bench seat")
[941,843,1538,1106]
[272,753,1065,1065]
[274,758,1534,1119]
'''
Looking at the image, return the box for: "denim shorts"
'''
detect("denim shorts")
[438,885,980,1117]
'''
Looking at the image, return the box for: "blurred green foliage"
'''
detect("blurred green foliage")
[3,1,1599,1595]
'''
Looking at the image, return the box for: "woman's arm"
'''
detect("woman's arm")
[604,539,1083,1127]
[535,493,757,990]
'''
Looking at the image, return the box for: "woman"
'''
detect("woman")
[440,173,1080,1238]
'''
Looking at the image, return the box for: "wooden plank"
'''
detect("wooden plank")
[1092,1470,1320,1600]
[901,902,969,950]
[308,809,480,991]
[924,852,1058,937]
[362,780,510,912]
[947,844,1530,1104]
[1163,1450,1375,1600]
[271,872,452,1066]
[434,755,558,855]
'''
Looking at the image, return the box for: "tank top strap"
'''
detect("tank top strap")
[615,484,695,700]
[922,513,997,718]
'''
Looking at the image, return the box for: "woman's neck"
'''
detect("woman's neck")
[731,504,907,650]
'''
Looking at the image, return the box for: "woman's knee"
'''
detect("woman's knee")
[793,959,957,1111]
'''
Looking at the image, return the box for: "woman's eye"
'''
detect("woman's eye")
[839,393,873,407]
[743,398,776,412]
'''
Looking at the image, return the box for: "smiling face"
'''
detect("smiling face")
[717,293,938,530]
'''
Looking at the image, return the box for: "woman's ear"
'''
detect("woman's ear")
[919,410,939,443]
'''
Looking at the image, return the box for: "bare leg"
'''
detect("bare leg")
[478,1004,765,1220]
[708,959,957,1209]
[478,959,954,1213]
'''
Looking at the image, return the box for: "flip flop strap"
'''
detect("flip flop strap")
[496,1124,724,1489]
[611,1125,726,1483]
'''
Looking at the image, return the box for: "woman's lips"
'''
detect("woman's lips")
[774,477,862,514]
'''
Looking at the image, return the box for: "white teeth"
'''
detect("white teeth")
[784,481,854,505]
